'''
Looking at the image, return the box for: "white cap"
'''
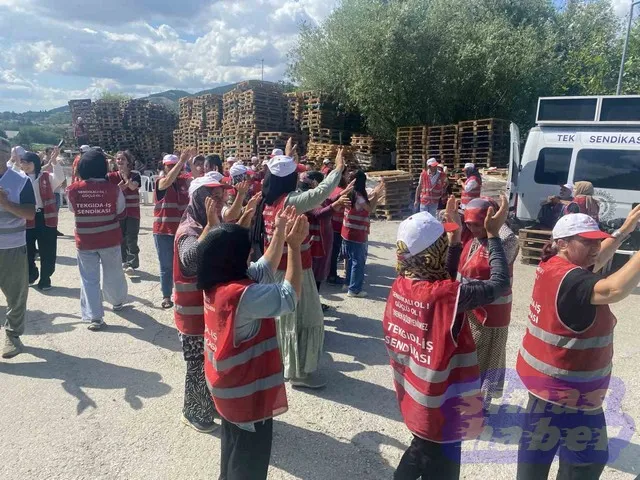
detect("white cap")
[464,162,475,170]
[267,155,297,178]
[270,148,284,158]
[251,156,258,162]
[229,163,248,177]
[207,171,224,182]
[323,158,332,165]
[12,146,27,158]
[226,156,237,164]
[562,182,574,190]
[552,213,611,240]
[163,154,179,165]
[397,212,459,258]
[427,158,439,167]
[77,116,83,121]
[188,171,232,197]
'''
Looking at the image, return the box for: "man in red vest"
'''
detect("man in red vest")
[67,149,128,331]
[414,158,447,216]
[153,149,194,309]
[197,209,306,479]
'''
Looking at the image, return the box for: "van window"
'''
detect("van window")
[575,149,640,191]
[534,148,572,185]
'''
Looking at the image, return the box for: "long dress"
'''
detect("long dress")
[274,168,342,379]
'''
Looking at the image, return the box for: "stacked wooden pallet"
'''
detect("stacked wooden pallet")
[427,125,458,169]
[284,92,303,133]
[306,143,357,170]
[396,126,427,186]
[519,228,552,265]
[257,132,296,159]
[367,170,414,220]
[68,98,177,163]
[350,134,392,172]
[458,118,510,168]
[300,91,352,145]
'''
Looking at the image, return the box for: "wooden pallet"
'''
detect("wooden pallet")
[518,228,552,265]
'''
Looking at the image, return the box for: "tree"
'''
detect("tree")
[0,129,7,139]
[97,90,132,102]
[289,0,625,138]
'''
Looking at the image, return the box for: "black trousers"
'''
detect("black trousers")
[517,394,608,480]
[329,231,342,279]
[120,217,140,269]
[394,436,462,480]
[26,211,57,287]
[219,418,273,480]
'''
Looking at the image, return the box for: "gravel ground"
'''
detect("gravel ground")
[1,207,639,480]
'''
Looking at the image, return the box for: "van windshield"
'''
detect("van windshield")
[575,149,640,191]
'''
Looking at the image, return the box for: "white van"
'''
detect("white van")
[508,96,640,223]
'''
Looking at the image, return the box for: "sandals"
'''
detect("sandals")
[161,298,174,309]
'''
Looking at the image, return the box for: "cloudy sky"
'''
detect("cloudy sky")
[0,0,338,112]
[0,0,630,113]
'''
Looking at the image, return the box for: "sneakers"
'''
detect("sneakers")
[290,373,327,390]
[88,320,106,331]
[347,290,368,298]
[326,276,345,286]
[37,281,52,291]
[321,303,331,312]
[112,304,124,312]
[124,267,136,277]
[181,414,218,434]
[2,335,24,359]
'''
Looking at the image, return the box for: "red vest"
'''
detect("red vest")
[173,228,204,336]
[461,176,481,205]
[263,195,312,270]
[516,255,616,410]
[203,279,288,424]
[67,180,122,250]
[341,195,370,243]
[153,176,190,235]
[107,172,140,219]
[330,187,345,234]
[419,170,447,206]
[306,212,325,258]
[458,239,513,327]
[383,277,483,442]
[26,172,58,229]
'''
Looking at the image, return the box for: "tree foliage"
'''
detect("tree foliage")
[97,90,133,102]
[289,0,633,139]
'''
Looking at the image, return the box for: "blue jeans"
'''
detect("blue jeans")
[420,204,438,216]
[342,240,367,294]
[77,246,128,321]
[154,234,174,298]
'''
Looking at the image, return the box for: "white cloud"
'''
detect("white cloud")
[0,0,339,112]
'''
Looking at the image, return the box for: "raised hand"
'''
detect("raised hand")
[238,207,256,228]
[275,205,296,231]
[50,147,60,164]
[444,195,461,227]
[205,196,220,227]
[235,180,251,196]
[246,191,262,212]
[285,137,297,157]
[484,194,508,238]
[341,179,356,197]
[180,147,197,164]
[335,148,345,172]
[285,215,310,248]
[620,204,640,235]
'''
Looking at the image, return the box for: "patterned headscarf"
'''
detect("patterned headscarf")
[396,233,450,281]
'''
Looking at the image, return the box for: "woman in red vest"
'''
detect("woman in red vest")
[384,196,510,479]
[457,197,519,407]
[458,162,482,205]
[107,150,141,277]
[174,172,258,433]
[414,158,447,216]
[300,171,351,310]
[562,181,600,221]
[251,139,345,389]
[20,149,64,291]
[153,149,194,309]
[341,170,383,298]
[197,210,306,480]
[67,150,128,331]
[516,209,640,479]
